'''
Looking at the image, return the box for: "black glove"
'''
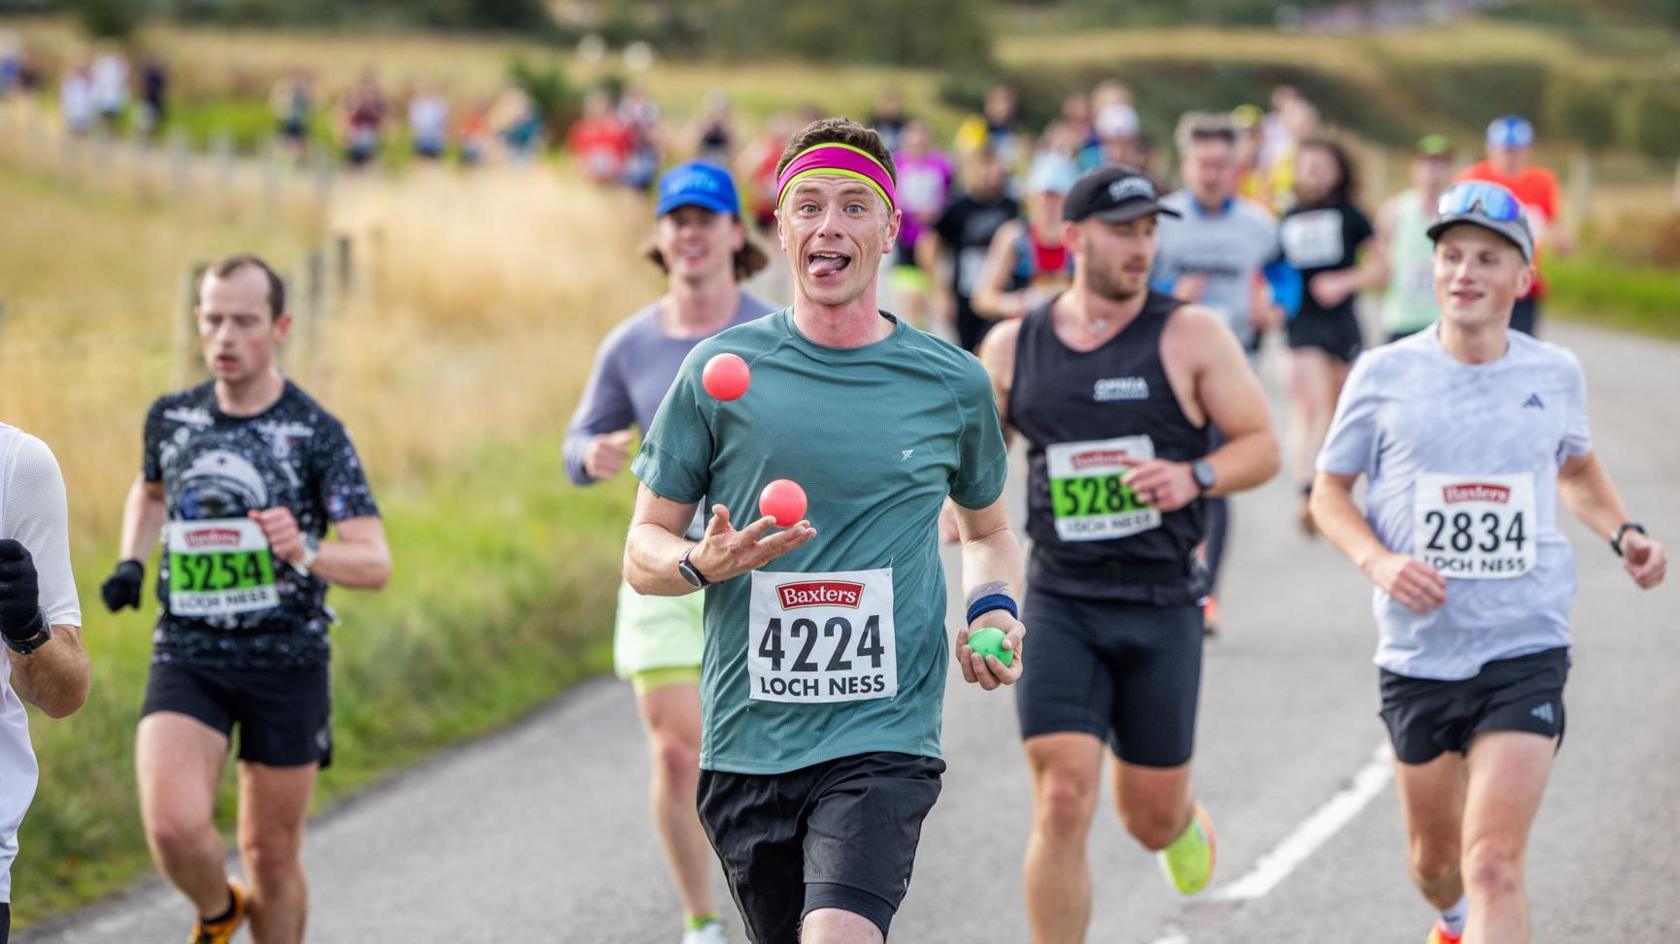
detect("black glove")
[102,558,146,612]
[0,540,44,643]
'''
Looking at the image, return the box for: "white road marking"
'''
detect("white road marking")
[1211,741,1394,902]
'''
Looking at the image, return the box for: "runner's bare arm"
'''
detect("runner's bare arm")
[970,220,1027,321]
[975,318,1020,444]
[311,515,391,589]
[1558,453,1666,589]
[1176,304,1279,496]
[9,624,90,719]
[117,475,167,562]
[625,485,816,596]
[1311,471,1446,613]
[251,510,390,589]
[952,494,1025,689]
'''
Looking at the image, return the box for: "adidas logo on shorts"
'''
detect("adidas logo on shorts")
[1523,393,1545,409]
[1530,702,1556,725]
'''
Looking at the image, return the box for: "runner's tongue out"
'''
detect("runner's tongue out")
[809,252,849,277]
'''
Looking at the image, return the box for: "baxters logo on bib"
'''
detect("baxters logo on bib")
[777,580,863,610]
[184,528,243,549]
[1443,483,1510,504]
[1072,449,1130,471]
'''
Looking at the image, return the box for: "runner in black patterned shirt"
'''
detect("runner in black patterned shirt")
[101,254,390,944]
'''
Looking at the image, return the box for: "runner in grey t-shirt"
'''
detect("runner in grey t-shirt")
[1311,181,1666,944]
[1153,119,1282,633]
[564,161,772,944]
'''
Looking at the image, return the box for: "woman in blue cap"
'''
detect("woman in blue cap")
[564,161,772,944]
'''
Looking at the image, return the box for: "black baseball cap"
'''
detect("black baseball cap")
[1063,166,1182,224]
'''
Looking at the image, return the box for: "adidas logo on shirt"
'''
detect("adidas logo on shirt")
[1522,393,1545,409]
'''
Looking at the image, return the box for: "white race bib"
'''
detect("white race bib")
[166,518,280,616]
[1281,209,1345,270]
[1046,436,1161,542]
[747,569,896,704]
[1413,474,1536,580]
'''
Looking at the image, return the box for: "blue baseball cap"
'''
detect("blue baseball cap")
[655,161,740,218]
[1486,115,1534,149]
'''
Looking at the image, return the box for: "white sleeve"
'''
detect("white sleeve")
[2,434,80,629]
[1316,354,1383,477]
[1559,352,1592,462]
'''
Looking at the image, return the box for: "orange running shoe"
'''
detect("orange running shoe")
[1425,919,1463,944]
[1202,595,1222,637]
[189,878,247,944]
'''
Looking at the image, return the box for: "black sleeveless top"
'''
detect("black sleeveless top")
[1008,291,1210,604]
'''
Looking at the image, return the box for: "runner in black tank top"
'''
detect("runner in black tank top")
[1010,290,1209,606]
[978,166,1280,939]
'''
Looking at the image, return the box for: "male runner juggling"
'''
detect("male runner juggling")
[1312,181,1665,944]
[978,166,1278,943]
[101,255,390,944]
[625,118,1025,944]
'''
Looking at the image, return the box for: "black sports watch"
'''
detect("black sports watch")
[677,547,712,589]
[1190,459,1217,495]
[4,611,53,656]
[1611,522,1647,558]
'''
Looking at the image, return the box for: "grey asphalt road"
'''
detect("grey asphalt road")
[23,322,1679,943]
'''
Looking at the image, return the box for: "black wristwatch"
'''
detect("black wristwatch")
[678,547,712,589]
[1611,522,1647,558]
[1190,459,1217,495]
[4,611,53,656]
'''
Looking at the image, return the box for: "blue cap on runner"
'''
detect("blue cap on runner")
[656,161,741,218]
[1486,115,1534,149]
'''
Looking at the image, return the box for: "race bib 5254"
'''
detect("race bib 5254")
[1413,473,1536,580]
[747,569,896,704]
[167,518,280,617]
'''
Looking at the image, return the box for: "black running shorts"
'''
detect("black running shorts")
[1016,585,1204,768]
[1379,647,1569,765]
[697,751,944,943]
[142,661,333,768]
[1286,309,1364,364]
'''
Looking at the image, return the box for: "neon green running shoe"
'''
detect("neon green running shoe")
[1157,804,1216,895]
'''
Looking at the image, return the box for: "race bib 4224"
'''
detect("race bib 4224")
[747,569,896,704]
[1413,473,1536,580]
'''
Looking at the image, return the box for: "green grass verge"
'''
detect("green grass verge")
[1545,254,1680,341]
[13,438,633,926]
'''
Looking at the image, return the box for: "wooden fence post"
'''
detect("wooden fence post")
[175,261,208,388]
[1567,150,1593,232]
[334,233,353,297]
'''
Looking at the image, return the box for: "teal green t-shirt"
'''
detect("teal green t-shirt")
[632,309,1008,774]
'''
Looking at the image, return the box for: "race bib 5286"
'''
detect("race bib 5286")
[167,518,280,617]
[1413,473,1536,580]
[1046,436,1161,542]
[747,569,896,704]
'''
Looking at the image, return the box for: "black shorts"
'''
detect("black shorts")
[142,661,333,768]
[1379,647,1569,765]
[1016,586,1204,768]
[1286,310,1363,363]
[697,751,943,942]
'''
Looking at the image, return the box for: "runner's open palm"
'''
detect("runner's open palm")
[692,505,816,583]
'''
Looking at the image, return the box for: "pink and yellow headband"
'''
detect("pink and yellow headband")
[775,143,897,213]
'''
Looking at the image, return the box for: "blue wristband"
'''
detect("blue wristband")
[965,593,1018,626]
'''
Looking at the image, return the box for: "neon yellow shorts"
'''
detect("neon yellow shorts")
[631,665,701,696]
[613,579,704,682]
